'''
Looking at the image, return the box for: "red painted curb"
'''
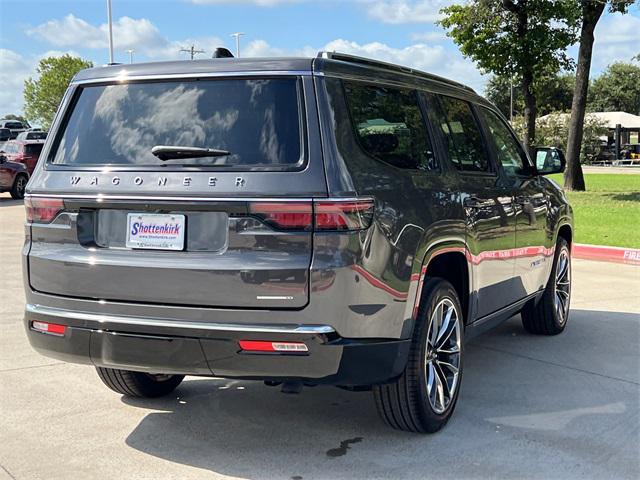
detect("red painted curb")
[573,244,640,265]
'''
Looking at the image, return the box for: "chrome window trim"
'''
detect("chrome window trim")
[71,70,313,85]
[26,304,335,335]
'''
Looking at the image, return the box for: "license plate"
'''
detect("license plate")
[126,213,185,251]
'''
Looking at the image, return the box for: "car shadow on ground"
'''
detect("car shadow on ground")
[0,197,23,207]
[121,309,639,479]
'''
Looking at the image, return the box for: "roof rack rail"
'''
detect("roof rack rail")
[317,51,475,93]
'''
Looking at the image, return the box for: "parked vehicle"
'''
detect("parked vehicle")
[0,119,30,139]
[1,139,44,174]
[23,53,573,433]
[0,153,29,199]
[16,131,47,141]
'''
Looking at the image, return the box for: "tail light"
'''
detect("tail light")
[249,199,374,232]
[315,200,374,231]
[249,202,313,231]
[25,197,64,224]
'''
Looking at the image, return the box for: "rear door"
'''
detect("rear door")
[27,74,327,310]
[425,93,519,318]
[479,107,551,296]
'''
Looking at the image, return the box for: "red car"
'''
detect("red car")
[0,153,29,199]
[1,139,45,174]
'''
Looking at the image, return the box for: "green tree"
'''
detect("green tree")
[564,1,634,191]
[588,62,640,114]
[439,0,578,155]
[485,72,575,118]
[23,55,93,129]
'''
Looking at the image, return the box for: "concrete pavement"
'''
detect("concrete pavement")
[1,195,638,480]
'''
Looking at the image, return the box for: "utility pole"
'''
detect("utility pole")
[126,49,134,64]
[230,32,245,58]
[106,0,114,64]
[180,45,205,60]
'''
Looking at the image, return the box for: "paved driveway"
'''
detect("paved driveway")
[1,195,638,480]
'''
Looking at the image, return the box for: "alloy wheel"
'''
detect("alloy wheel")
[554,248,571,325]
[425,298,461,414]
[16,177,26,197]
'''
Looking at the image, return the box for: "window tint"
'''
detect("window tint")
[427,94,490,173]
[481,108,528,176]
[343,81,437,171]
[5,122,23,129]
[49,78,303,169]
[25,144,44,155]
[4,142,18,154]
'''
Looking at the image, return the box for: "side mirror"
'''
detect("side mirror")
[535,147,566,175]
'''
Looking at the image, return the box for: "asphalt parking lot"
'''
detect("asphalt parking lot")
[1,194,639,480]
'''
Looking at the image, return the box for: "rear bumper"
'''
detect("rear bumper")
[24,304,410,385]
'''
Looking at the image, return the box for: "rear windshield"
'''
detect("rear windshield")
[49,78,304,169]
[26,143,44,155]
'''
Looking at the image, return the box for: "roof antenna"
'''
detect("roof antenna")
[212,47,234,59]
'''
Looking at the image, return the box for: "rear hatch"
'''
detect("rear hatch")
[27,72,327,309]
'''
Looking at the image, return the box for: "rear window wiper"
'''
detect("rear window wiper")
[151,145,231,161]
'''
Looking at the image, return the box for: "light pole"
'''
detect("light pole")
[126,49,134,64]
[230,32,245,58]
[106,0,114,64]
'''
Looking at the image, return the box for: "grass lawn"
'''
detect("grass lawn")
[549,173,640,248]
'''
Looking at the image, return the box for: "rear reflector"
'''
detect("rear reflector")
[239,340,309,353]
[31,321,66,336]
[249,199,374,232]
[25,197,65,224]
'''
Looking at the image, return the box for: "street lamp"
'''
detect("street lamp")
[106,0,114,64]
[126,49,134,64]
[230,32,245,58]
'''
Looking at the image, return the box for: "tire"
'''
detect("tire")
[521,237,571,335]
[96,367,184,398]
[10,174,27,199]
[373,278,464,433]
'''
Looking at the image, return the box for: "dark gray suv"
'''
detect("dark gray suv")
[23,52,573,433]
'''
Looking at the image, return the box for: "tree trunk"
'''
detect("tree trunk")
[564,1,605,191]
[522,72,537,158]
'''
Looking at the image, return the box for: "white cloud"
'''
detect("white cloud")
[363,0,456,24]
[27,14,227,61]
[410,31,448,42]
[0,49,79,116]
[589,12,640,72]
[28,15,164,51]
[595,13,640,45]
[244,38,486,92]
[188,0,299,5]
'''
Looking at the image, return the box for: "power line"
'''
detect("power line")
[180,45,206,60]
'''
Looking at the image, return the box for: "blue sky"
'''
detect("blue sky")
[1,0,639,115]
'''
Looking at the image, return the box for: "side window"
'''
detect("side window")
[426,94,491,173]
[480,107,528,176]
[343,81,438,171]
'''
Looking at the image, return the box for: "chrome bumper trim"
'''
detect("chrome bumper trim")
[25,304,335,335]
